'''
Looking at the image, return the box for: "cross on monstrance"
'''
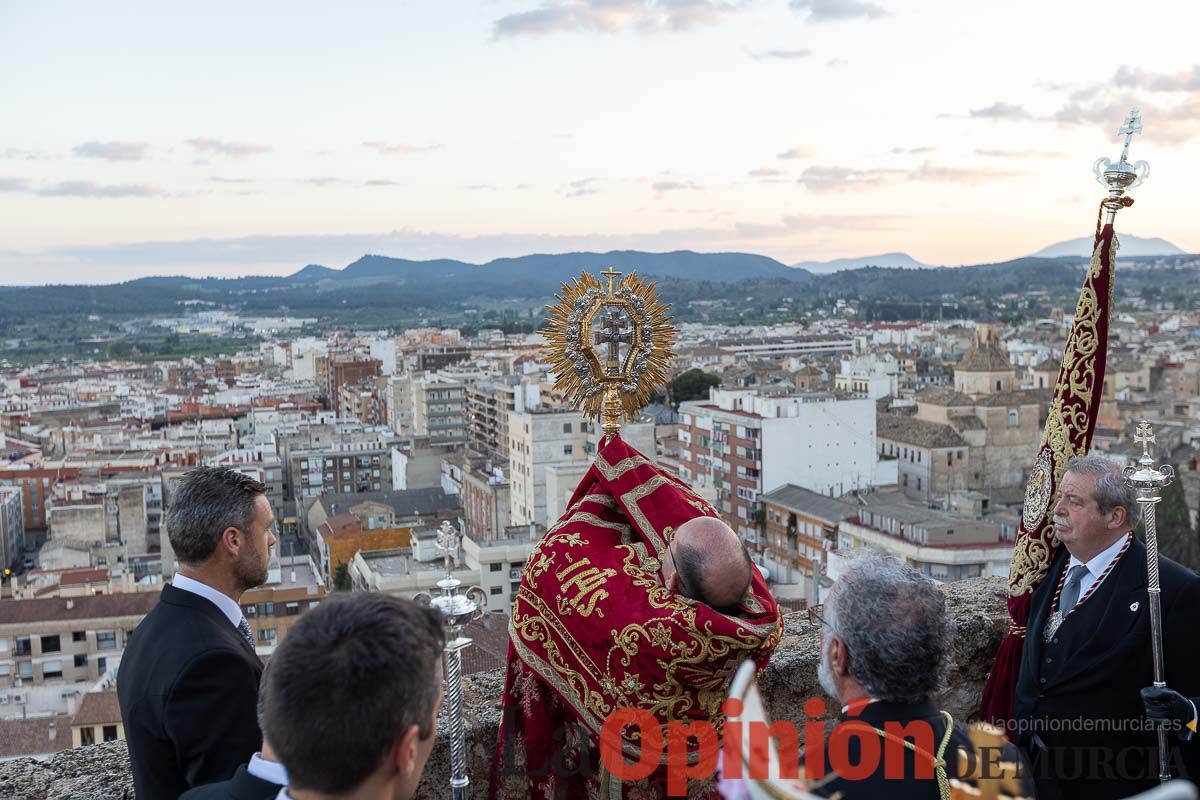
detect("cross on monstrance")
[595,308,634,371]
[1118,108,1143,164]
[1135,420,1156,458]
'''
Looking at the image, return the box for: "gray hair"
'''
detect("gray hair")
[1065,454,1139,526]
[825,549,950,704]
[166,467,267,564]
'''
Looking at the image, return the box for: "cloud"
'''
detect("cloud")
[0,177,31,192]
[777,146,814,160]
[975,148,1066,159]
[362,141,442,156]
[304,177,344,187]
[652,179,700,197]
[492,0,743,38]
[968,102,1032,120]
[2,148,44,161]
[890,146,934,155]
[73,140,149,162]
[826,57,847,68]
[962,66,1200,145]
[748,168,784,177]
[750,48,812,61]
[561,177,599,198]
[186,137,272,159]
[364,179,403,187]
[210,176,255,184]
[36,181,165,198]
[797,162,1021,192]
[789,0,887,22]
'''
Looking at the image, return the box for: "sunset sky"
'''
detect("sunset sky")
[2,0,1198,284]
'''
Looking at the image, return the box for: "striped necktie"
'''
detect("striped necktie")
[237,618,256,651]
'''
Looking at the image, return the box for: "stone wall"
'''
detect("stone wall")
[0,578,1009,800]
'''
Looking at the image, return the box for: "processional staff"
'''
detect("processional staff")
[1125,421,1176,784]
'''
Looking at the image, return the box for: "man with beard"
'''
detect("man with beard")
[1013,455,1200,800]
[119,467,277,799]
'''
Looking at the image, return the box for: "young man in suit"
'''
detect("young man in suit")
[117,467,277,799]
[263,592,446,800]
[1013,455,1200,800]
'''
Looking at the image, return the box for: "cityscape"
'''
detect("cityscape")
[3,2,1200,798]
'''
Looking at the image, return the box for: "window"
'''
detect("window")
[996,380,1003,391]
[947,453,953,467]
[72,631,86,643]
[18,661,32,680]
[15,637,31,657]
[916,478,922,491]
[42,660,62,680]
[258,629,277,644]
[1008,410,1019,427]
[563,445,573,456]
[562,423,572,434]
[490,586,503,595]
[97,657,107,674]
[40,635,60,654]
[102,725,118,742]
[490,563,502,572]
[96,632,117,651]
[285,602,300,616]
[244,605,256,616]
[0,664,10,677]
[257,602,275,617]
[81,727,96,746]
[74,654,88,669]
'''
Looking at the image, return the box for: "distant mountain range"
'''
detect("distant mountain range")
[789,252,935,274]
[1,243,1196,323]
[1030,234,1185,258]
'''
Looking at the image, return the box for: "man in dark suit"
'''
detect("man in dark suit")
[808,551,1032,800]
[178,742,286,800]
[118,467,278,800]
[1013,455,1200,800]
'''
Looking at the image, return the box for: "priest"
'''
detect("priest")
[492,433,783,799]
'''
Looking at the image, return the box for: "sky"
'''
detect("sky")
[1,0,1198,285]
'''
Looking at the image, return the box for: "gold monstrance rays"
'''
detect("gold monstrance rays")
[543,269,676,438]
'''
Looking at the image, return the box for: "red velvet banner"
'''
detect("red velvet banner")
[493,433,783,798]
[980,215,1117,724]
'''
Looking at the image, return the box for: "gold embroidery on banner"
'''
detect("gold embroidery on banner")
[546,511,630,540]
[556,558,617,618]
[526,551,557,590]
[1007,233,1113,598]
[594,452,654,481]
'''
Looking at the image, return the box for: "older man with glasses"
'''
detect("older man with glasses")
[803,550,1031,800]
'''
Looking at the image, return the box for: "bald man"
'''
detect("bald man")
[661,515,754,614]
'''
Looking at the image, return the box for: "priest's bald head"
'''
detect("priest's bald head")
[662,516,754,614]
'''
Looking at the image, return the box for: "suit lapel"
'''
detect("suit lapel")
[1019,549,1067,697]
[228,764,281,800]
[161,584,258,662]
[1043,537,1146,691]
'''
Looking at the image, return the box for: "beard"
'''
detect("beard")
[817,632,839,700]
[234,546,269,591]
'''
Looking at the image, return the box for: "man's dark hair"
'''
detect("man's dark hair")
[674,538,753,614]
[263,592,445,794]
[166,467,267,564]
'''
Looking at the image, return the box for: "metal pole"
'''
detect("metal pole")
[414,521,486,799]
[1125,420,1176,784]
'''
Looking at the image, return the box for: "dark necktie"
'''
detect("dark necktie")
[237,618,256,651]
[1060,564,1089,612]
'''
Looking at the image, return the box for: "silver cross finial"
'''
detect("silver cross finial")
[1134,420,1156,458]
[1118,108,1142,163]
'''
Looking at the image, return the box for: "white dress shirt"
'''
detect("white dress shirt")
[248,753,289,786]
[1064,533,1130,607]
[171,573,247,631]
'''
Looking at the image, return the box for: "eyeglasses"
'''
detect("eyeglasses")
[807,604,827,628]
